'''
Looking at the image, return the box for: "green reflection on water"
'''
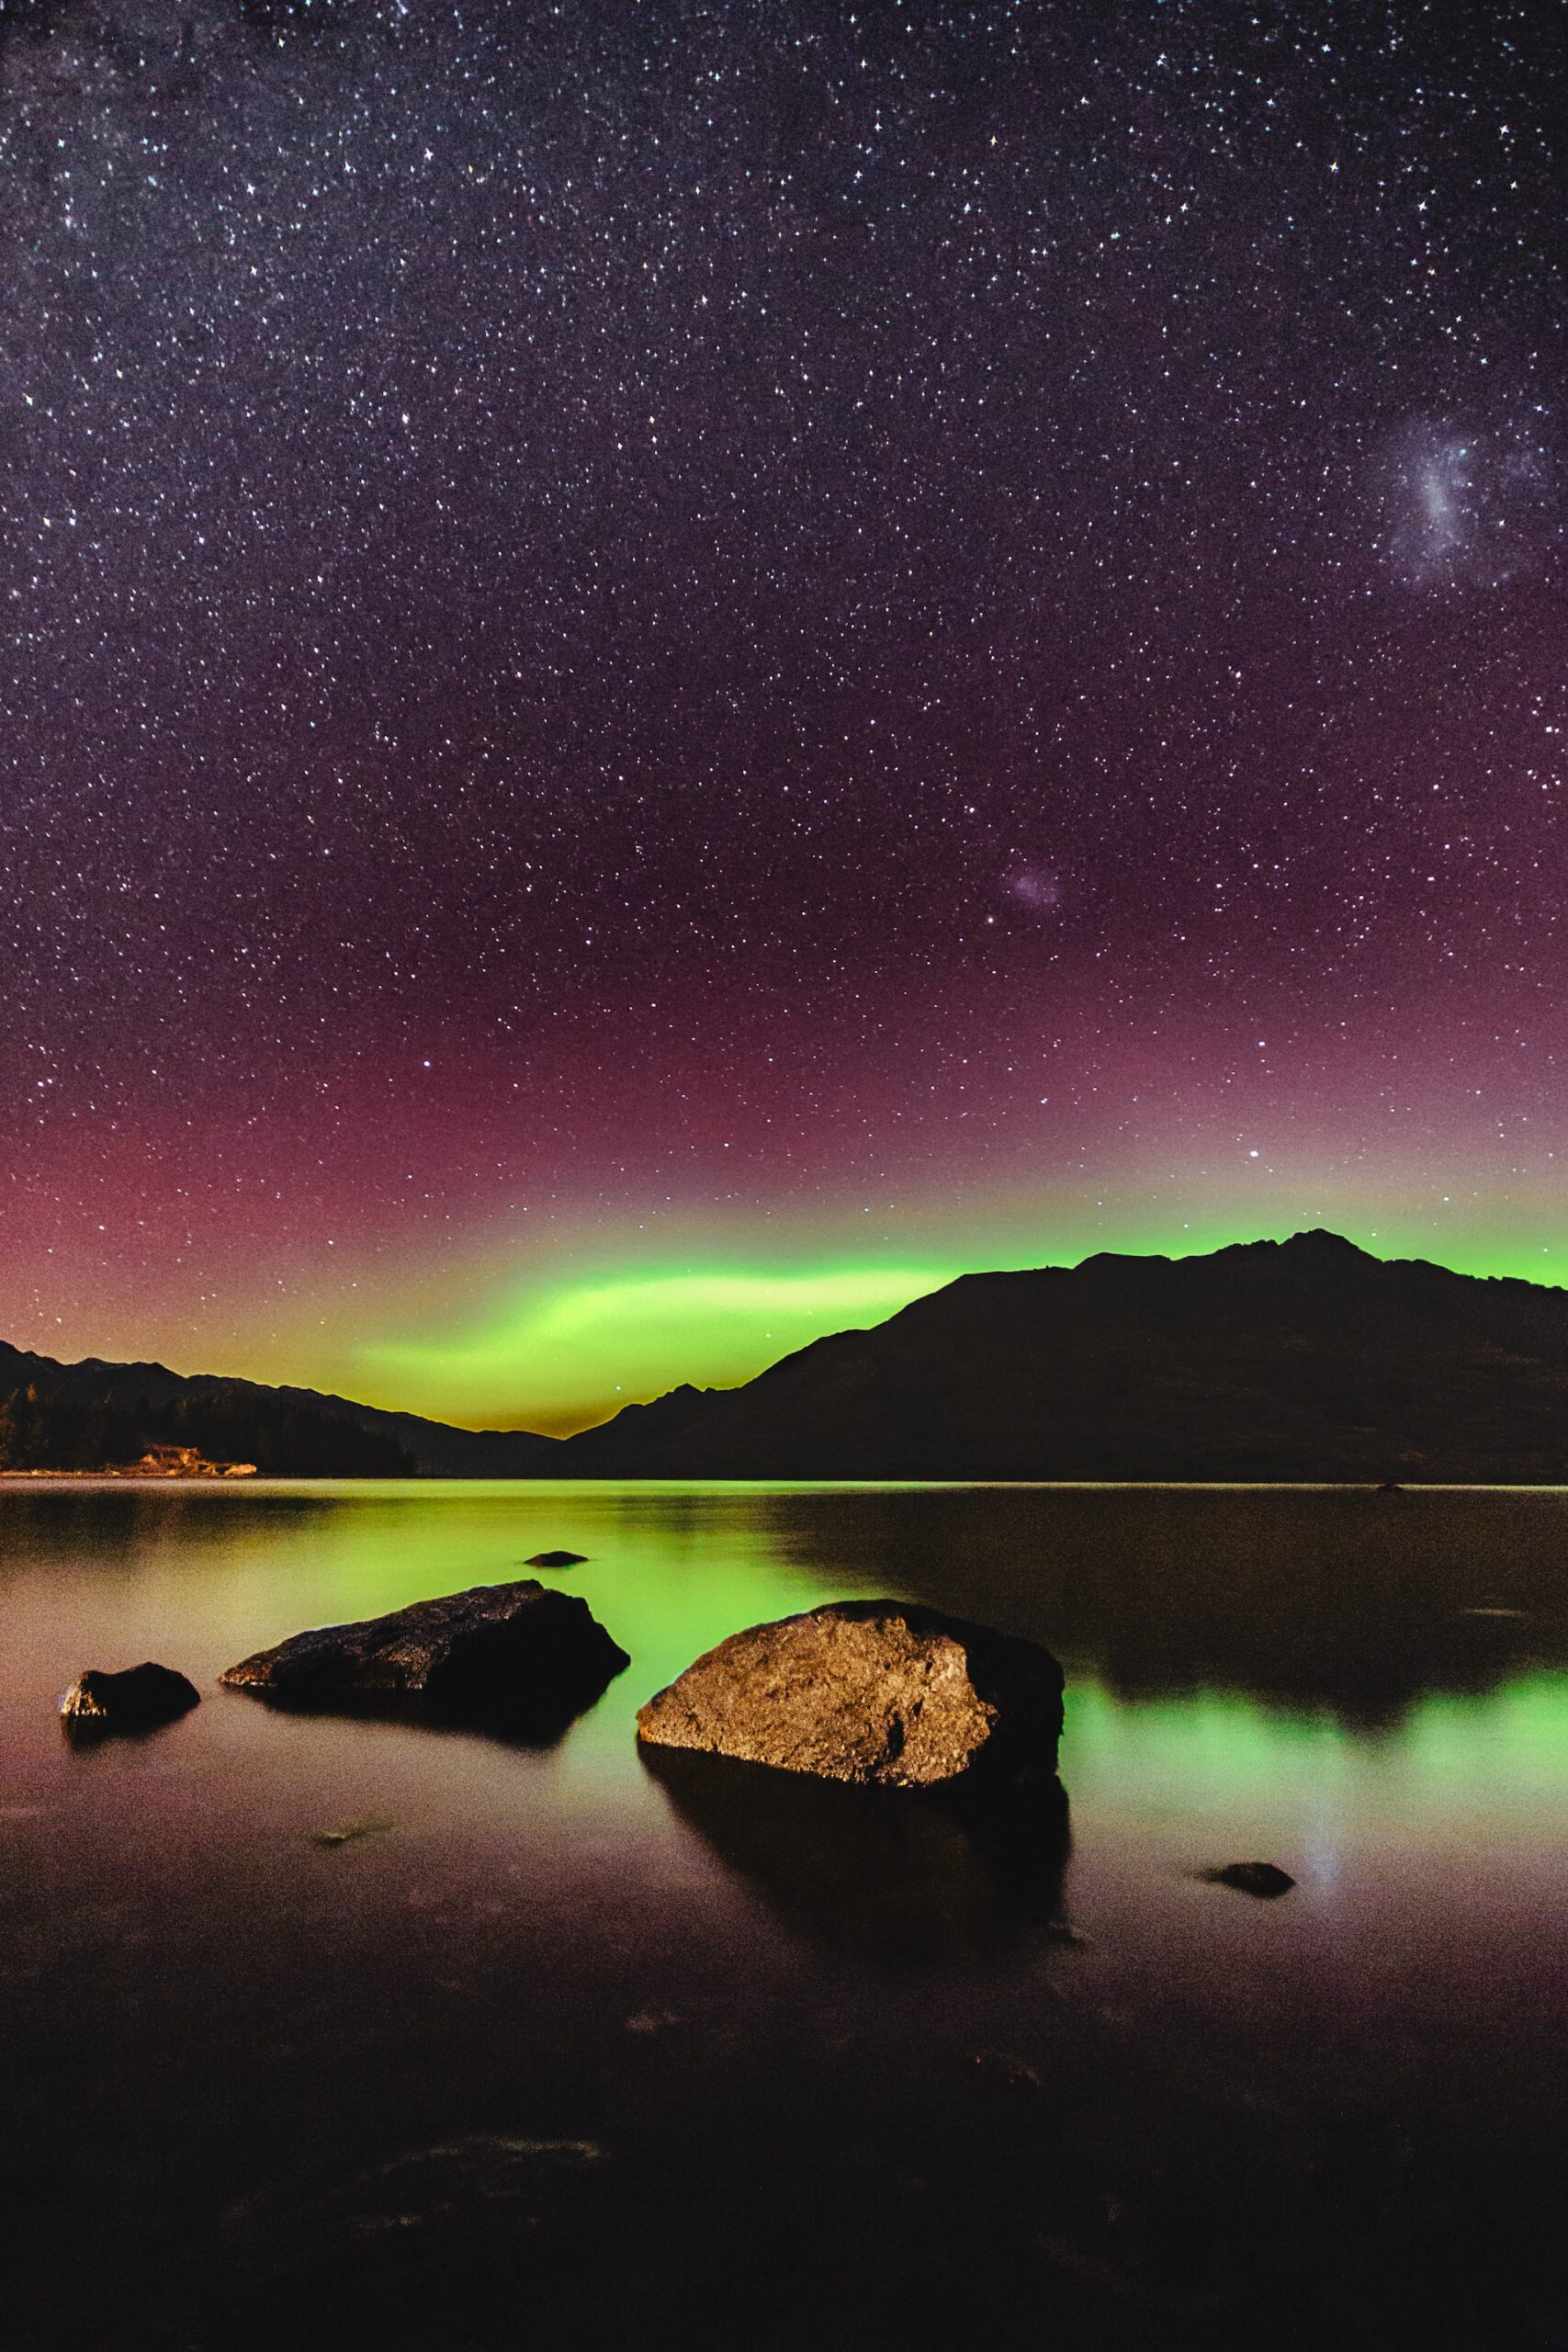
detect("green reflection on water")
[1060,1671,1568,1856]
[8,1479,1568,1857]
[185,1481,878,1703]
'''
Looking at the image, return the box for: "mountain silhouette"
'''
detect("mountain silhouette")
[0,1340,558,1476]
[541,1230,1568,1482]
[7,1234,1568,1481]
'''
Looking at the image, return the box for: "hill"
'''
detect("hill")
[0,1340,558,1477]
[540,1231,1568,1483]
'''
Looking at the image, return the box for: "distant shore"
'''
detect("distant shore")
[0,1447,257,1481]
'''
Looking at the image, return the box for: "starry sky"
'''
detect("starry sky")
[3,0,1565,1434]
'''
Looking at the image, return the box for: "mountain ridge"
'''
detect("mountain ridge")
[0,1336,558,1476]
[536,1228,1568,1482]
[6,1231,1568,1481]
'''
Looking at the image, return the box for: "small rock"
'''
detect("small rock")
[970,2048,1043,2093]
[310,1817,392,1848]
[59,1662,200,1737]
[1203,1861,1295,1898]
[524,1550,589,1567]
[637,1599,1063,1788]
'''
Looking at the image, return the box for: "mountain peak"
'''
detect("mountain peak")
[540,1227,1568,1479]
[1203,1229,1377,1279]
[1275,1228,1374,1260]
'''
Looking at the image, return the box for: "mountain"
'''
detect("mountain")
[0,1340,558,1477]
[538,1231,1568,1483]
[11,1231,1568,1482]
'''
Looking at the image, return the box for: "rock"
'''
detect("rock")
[1203,1861,1295,1897]
[970,2049,1043,2094]
[525,1550,589,1567]
[59,1661,201,1736]
[221,2134,604,2308]
[636,1599,1063,1788]
[219,1580,628,1730]
[310,1817,392,1849]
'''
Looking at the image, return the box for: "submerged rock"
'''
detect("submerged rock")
[525,1550,589,1567]
[59,1661,200,1736]
[1204,1861,1296,1898]
[220,1580,628,1730]
[310,1817,393,1849]
[636,1599,1063,1789]
[220,2133,605,2321]
[970,2049,1044,2094]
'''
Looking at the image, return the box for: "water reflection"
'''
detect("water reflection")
[643,1745,1071,1963]
[747,1485,1568,1724]
[227,1680,619,1750]
[11,1477,1567,1727]
[6,1481,1568,2348]
[0,1482,340,1557]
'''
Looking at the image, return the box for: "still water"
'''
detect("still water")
[4,1480,1568,2349]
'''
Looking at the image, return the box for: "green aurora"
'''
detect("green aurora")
[346,1191,1568,1434]
[360,1262,964,1434]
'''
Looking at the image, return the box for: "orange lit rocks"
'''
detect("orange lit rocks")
[637,1600,1062,1790]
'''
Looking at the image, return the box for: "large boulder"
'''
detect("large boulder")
[60,1661,201,1736]
[220,1581,628,1730]
[637,1600,1063,1789]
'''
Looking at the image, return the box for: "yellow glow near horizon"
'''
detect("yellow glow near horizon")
[357,1261,962,1434]
[325,1193,1568,1436]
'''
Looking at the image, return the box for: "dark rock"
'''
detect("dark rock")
[525,1550,589,1567]
[219,1580,628,1731]
[1204,1860,1296,1897]
[1374,1479,1404,1494]
[220,2134,604,2326]
[59,1661,201,1736]
[310,1817,392,1848]
[970,2049,1044,2093]
[636,1599,1063,1788]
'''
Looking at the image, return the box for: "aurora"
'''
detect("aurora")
[338,1183,1568,1433]
[0,0,1562,1440]
[358,1262,964,1433]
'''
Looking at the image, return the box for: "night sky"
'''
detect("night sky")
[3,0,1565,1432]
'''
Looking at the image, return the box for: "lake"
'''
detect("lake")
[4,1479,1568,2349]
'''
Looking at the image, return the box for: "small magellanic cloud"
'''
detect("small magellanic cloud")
[359,1262,960,1434]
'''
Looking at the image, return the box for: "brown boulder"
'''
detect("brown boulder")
[220,1581,627,1729]
[636,1600,1062,1789]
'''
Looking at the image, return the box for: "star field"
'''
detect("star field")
[3,0,1565,1429]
